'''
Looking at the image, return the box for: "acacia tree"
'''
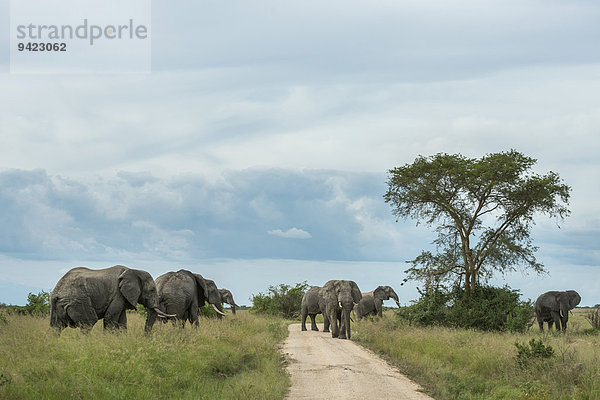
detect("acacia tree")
[384,150,571,295]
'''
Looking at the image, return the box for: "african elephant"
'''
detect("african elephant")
[218,288,239,315]
[149,270,225,329]
[320,280,362,339]
[354,285,401,320]
[300,286,329,332]
[534,290,581,332]
[50,265,173,334]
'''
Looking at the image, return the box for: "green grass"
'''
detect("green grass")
[0,311,290,400]
[353,308,600,400]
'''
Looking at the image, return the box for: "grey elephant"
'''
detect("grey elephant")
[300,286,329,332]
[50,265,173,334]
[218,288,239,315]
[149,270,225,328]
[320,280,362,339]
[534,290,581,332]
[354,285,401,320]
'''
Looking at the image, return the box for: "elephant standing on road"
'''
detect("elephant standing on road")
[301,286,328,332]
[50,265,173,334]
[534,290,581,332]
[355,285,401,320]
[320,280,362,339]
[218,288,239,315]
[150,270,225,329]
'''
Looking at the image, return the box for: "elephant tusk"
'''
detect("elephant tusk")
[560,309,564,318]
[339,302,343,308]
[212,303,227,316]
[154,308,176,319]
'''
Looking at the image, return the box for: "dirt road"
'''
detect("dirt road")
[282,323,434,400]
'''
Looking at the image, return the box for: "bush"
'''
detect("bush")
[23,291,50,316]
[396,289,450,326]
[251,282,309,319]
[515,338,555,367]
[198,303,219,318]
[397,285,533,332]
[447,286,533,332]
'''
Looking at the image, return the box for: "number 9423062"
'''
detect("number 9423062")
[17,42,66,51]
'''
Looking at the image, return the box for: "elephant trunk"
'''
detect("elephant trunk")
[391,292,401,308]
[343,307,352,339]
[145,308,158,333]
[231,304,237,314]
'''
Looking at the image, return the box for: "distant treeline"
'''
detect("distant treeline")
[0,291,50,316]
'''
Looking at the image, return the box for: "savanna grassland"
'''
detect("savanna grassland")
[353,308,600,400]
[0,311,289,400]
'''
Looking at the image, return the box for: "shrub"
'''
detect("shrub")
[515,338,555,367]
[396,289,450,326]
[447,286,533,332]
[397,285,533,332]
[198,303,219,318]
[23,291,50,316]
[251,282,309,319]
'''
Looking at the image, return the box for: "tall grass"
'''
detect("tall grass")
[0,311,289,400]
[353,308,600,400]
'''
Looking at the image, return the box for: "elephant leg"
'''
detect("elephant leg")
[375,300,383,318]
[560,318,568,332]
[323,313,331,333]
[301,309,308,331]
[331,311,341,338]
[104,309,127,331]
[189,306,199,328]
[118,309,127,329]
[538,318,544,332]
[66,300,98,333]
[550,312,561,331]
[310,314,319,331]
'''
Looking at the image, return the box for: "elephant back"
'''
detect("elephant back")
[302,286,323,314]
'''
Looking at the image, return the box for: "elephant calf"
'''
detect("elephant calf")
[354,285,401,320]
[50,265,172,334]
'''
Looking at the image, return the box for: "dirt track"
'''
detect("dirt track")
[282,323,434,400]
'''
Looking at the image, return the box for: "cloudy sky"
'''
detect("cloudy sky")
[1,0,599,307]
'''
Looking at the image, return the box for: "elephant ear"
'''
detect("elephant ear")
[568,290,581,308]
[118,269,142,308]
[350,281,362,303]
[193,273,208,306]
[204,279,222,305]
[373,286,386,301]
[321,281,337,301]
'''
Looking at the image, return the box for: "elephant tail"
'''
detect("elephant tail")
[49,294,60,328]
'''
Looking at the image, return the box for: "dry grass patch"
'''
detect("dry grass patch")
[353,310,600,400]
[0,311,289,400]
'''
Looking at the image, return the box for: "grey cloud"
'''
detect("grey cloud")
[0,168,407,262]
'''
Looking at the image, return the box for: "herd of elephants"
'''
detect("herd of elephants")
[49,265,582,337]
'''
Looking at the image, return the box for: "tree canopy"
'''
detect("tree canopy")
[384,150,571,295]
